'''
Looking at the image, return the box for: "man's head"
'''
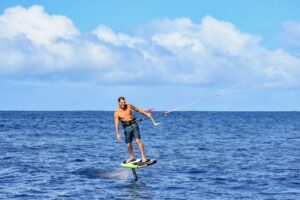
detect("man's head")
[118,96,126,108]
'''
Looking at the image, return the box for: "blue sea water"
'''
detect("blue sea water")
[1,111,300,199]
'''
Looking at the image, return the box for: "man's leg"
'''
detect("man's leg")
[132,123,147,163]
[126,142,135,163]
[125,128,135,163]
[135,138,147,162]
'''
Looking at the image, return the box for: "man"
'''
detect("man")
[114,96,152,164]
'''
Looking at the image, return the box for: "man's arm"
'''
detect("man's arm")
[130,104,152,119]
[114,112,121,142]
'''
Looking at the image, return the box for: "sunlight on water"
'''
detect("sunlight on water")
[100,169,131,180]
[73,168,131,180]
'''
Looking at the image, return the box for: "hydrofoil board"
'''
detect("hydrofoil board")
[120,159,157,169]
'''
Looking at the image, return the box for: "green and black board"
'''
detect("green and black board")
[120,159,157,181]
[121,159,157,169]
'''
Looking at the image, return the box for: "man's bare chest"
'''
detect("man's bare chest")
[117,108,132,120]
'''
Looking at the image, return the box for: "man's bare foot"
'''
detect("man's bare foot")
[126,158,135,163]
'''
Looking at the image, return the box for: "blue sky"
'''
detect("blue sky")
[0,0,300,111]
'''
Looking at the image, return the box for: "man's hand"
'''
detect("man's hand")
[116,133,121,142]
[145,112,152,119]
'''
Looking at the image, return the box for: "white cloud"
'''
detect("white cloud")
[149,16,300,87]
[281,20,300,47]
[0,5,115,73]
[78,41,116,67]
[0,5,79,45]
[93,25,145,48]
[0,5,300,87]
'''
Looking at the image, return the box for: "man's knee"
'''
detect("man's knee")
[135,138,142,144]
[127,143,132,148]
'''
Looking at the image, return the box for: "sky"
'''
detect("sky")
[0,0,300,111]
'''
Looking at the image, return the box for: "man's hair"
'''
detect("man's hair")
[118,96,125,102]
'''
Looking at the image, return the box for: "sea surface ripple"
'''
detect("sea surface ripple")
[1,111,300,199]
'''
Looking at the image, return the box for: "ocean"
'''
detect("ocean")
[1,111,300,199]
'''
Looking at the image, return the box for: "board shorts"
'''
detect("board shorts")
[123,122,141,144]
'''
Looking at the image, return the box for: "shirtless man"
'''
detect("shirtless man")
[114,96,152,164]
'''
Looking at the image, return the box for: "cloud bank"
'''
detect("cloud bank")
[1,5,300,87]
[281,21,300,48]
